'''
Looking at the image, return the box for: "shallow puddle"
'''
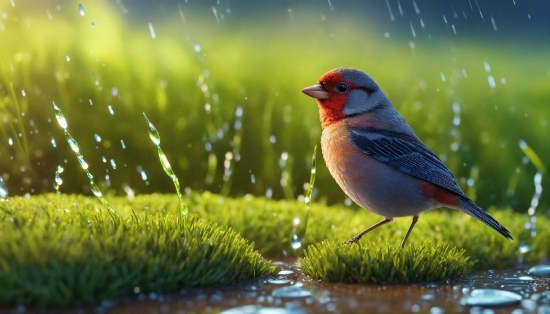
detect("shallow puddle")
[3,260,549,314]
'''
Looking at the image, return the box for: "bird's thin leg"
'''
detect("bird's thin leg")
[343,217,393,244]
[400,215,419,248]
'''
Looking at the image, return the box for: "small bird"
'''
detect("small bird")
[301,68,512,248]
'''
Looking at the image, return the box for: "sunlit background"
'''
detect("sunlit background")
[0,0,548,212]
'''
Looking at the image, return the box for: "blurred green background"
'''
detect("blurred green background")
[0,0,548,211]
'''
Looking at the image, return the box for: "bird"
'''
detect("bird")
[301,68,512,248]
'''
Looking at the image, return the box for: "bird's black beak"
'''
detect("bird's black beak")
[301,84,329,100]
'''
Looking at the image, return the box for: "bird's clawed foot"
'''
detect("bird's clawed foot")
[343,236,361,245]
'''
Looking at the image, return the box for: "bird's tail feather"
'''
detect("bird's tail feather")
[458,198,513,240]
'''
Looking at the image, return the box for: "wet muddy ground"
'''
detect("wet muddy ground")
[3,259,549,314]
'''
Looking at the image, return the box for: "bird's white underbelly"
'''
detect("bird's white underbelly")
[321,126,436,218]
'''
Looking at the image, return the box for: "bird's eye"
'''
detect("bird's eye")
[335,83,348,93]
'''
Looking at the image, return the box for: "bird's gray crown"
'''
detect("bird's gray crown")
[338,68,379,92]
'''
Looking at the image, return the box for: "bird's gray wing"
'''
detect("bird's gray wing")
[348,126,466,197]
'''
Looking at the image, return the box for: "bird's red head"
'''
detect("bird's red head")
[302,68,378,128]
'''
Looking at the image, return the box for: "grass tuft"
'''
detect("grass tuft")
[300,240,475,284]
[0,195,275,307]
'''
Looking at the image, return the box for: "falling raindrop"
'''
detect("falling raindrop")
[487,75,496,88]
[78,3,85,16]
[148,22,156,39]
[120,139,126,149]
[194,44,201,53]
[385,0,395,21]
[0,176,8,199]
[110,159,117,169]
[8,138,13,146]
[54,165,64,195]
[94,133,102,142]
[410,21,416,37]
[108,105,114,115]
[66,55,70,62]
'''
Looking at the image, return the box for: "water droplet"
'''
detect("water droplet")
[484,61,491,72]
[21,89,26,97]
[460,289,522,307]
[519,242,531,254]
[194,43,201,52]
[0,176,8,199]
[140,170,148,181]
[270,135,276,143]
[111,87,118,97]
[110,159,116,169]
[78,3,85,16]
[528,265,550,277]
[265,188,273,199]
[488,75,496,88]
[148,22,156,39]
[91,182,102,197]
[267,278,291,284]
[120,139,126,149]
[94,133,102,142]
[8,138,13,146]
[54,165,64,195]
[220,306,305,314]
[272,284,312,298]
[291,234,302,250]
[53,102,68,129]
[77,155,88,170]
[68,138,80,153]
[51,137,57,147]
[429,307,444,314]
[66,55,70,61]
[108,105,114,115]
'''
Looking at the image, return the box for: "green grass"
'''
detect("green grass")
[300,240,474,284]
[0,195,275,307]
[174,192,549,269]
[0,193,548,305]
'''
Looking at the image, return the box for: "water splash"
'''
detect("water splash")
[54,165,64,195]
[52,102,117,217]
[291,145,317,252]
[143,113,188,215]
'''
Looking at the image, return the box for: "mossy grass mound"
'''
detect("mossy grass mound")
[300,240,475,283]
[0,193,548,305]
[0,194,275,307]
[173,192,548,269]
